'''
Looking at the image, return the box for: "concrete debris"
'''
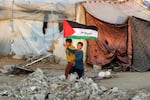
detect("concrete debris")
[68,74,77,81]
[1,68,148,100]
[25,54,39,62]
[3,65,16,73]
[132,90,150,100]
[34,94,46,100]
[2,64,34,74]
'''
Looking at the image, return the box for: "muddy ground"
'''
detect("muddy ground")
[0,57,150,100]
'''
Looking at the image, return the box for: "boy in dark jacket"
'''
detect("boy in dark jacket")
[67,42,84,79]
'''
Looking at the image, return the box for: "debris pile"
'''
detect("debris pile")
[0,69,138,100]
[132,90,150,100]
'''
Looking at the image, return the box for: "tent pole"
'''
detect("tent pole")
[11,0,14,33]
[51,3,54,37]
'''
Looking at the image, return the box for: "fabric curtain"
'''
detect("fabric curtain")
[131,17,150,71]
[86,12,132,67]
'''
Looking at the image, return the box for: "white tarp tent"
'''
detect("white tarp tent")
[0,0,84,57]
[83,0,150,24]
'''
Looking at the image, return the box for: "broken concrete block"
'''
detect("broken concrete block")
[132,90,150,100]
[3,65,15,73]
[91,83,98,90]
[50,84,58,90]
[58,75,65,80]
[34,94,45,100]
[0,69,7,73]
[100,86,108,92]
[111,87,119,93]
[68,74,77,81]
[30,86,39,91]
[93,65,102,72]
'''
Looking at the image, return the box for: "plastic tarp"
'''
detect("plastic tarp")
[0,0,85,4]
[83,0,150,24]
[131,17,150,71]
[0,20,11,55]
[0,1,77,21]
[83,1,128,24]
[0,0,83,56]
[0,19,60,56]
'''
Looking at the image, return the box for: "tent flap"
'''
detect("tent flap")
[131,17,150,71]
[86,12,132,67]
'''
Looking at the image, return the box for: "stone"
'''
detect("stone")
[111,87,119,93]
[93,65,102,71]
[68,74,77,81]
[30,86,38,91]
[0,69,7,73]
[50,84,58,90]
[132,90,150,100]
[3,65,15,73]
[58,75,65,80]
[34,94,45,100]
[100,86,108,92]
[91,83,98,90]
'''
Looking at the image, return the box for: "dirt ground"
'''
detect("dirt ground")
[0,57,150,99]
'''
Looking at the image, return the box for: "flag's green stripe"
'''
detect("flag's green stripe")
[67,36,97,40]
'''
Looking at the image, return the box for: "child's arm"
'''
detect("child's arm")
[67,48,76,53]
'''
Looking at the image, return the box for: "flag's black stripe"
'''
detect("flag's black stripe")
[59,20,98,32]
[67,20,98,31]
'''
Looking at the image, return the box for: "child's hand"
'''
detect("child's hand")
[63,44,67,48]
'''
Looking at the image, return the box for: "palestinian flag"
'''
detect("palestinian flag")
[61,20,98,39]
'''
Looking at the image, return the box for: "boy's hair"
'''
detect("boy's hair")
[78,42,83,46]
[65,39,72,43]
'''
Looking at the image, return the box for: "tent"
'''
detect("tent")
[0,0,84,57]
[82,0,150,71]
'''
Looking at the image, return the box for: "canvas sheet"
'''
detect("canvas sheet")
[86,12,132,67]
[83,0,150,24]
[83,1,128,24]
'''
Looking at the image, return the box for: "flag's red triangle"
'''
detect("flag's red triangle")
[63,20,75,37]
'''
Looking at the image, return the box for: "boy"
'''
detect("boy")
[67,42,84,79]
[64,39,75,79]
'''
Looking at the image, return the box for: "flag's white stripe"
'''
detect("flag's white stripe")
[72,28,98,38]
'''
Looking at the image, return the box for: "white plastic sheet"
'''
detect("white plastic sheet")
[0,1,76,21]
[0,19,60,56]
[83,1,128,24]
[0,0,85,4]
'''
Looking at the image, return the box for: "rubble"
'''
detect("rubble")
[132,90,150,100]
[3,65,16,73]
[2,64,34,74]
[1,68,148,100]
